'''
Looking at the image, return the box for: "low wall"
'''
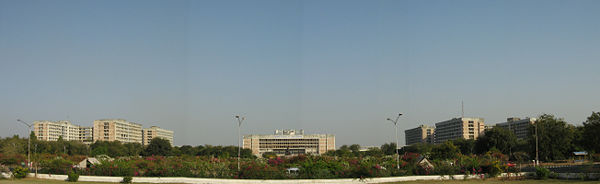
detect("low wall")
[26,173,529,184]
[556,173,600,180]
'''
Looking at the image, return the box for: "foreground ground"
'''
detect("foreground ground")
[385,179,599,184]
[1,178,599,184]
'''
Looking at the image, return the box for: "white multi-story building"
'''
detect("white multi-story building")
[434,117,485,143]
[405,125,435,145]
[243,129,335,157]
[495,117,536,140]
[93,119,143,144]
[33,120,92,144]
[142,126,174,146]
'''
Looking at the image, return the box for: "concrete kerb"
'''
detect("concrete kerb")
[26,173,530,184]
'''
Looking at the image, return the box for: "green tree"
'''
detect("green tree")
[452,139,476,155]
[29,131,37,142]
[380,142,397,155]
[430,141,459,160]
[400,143,433,156]
[349,144,361,156]
[363,147,384,157]
[335,145,352,157]
[475,127,517,155]
[582,112,600,153]
[528,114,574,161]
[143,138,172,156]
[123,143,143,156]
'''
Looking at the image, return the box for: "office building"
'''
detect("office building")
[93,119,142,144]
[496,117,536,139]
[434,117,485,143]
[405,125,435,145]
[142,126,174,146]
[243,129,335,157]
[33,120,92,144]
[79,126,93,144]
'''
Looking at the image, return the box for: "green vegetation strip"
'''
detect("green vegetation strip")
[1,178,598,184]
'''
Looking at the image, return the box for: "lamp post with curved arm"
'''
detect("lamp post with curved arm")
[386,113,402,170]
[235,115,245,171]
[17,119,32,168]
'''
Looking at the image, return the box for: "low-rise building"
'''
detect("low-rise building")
[243,129,335,157]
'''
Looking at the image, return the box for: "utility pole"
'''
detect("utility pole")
[509,119,512,160]
[535,121,539,166]
[17,119,32,169]
[461,101,464,118]
[34,144,38,176]
[234,115,245,172]
[386,113,403,170]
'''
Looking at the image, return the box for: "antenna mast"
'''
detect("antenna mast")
[461,101,464,118]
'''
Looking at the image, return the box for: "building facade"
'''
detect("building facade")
[495,117,536,139]
[434,117,485,143]
[93,119,143,144]
[142,126,174,146]
[33,120,92,143]
[405,125,435,145]
[243,129,335,157]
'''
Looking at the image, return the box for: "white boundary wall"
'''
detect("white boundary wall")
[23,172,529,184]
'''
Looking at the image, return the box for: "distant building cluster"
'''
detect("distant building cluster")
[404,117,536,145]
[243,129,335,157]
[33,119,173,146]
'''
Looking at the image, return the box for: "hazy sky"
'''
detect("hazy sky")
[1,0,599,147]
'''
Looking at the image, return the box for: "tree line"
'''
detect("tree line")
[0,135,254,160]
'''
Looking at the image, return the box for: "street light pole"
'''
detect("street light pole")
[235,115,245,172]
[386,113,403,170]
[17,119,32,168]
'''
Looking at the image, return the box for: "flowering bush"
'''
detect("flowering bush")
[27,153,517,179]
[40,158,73,174]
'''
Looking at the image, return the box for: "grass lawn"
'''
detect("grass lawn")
[0,178,119,184]
[0,178,185,184]
[386,179,600,184]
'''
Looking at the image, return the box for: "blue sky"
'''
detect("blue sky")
[1,0,599,146]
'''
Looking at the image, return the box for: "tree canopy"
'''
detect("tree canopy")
[475,126,517,155]
[143,138,172,156]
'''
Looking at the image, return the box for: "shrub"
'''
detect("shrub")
[549,172,559,179]
[486,163,502,178]
[535,167,550,180]
[121,176,133,184]
[67,172,79,182]
[41,158,74,174]
[12,166,28,179]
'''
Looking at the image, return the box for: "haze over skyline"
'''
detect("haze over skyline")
[1,0,599,147]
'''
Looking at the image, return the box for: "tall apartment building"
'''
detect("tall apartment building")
[405,125,435,145]
[243,129,335,157]
[496,117,536,139]
[33,120,93,144]
[142,126,174,146]
[434,117,485,143]
[93,119,142,144]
